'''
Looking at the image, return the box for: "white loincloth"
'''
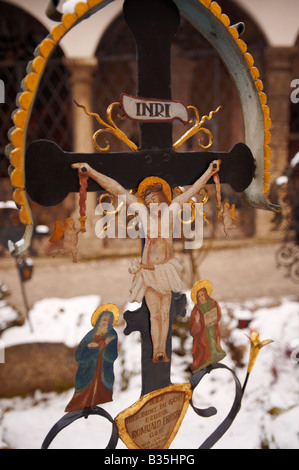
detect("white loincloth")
[128,257,182,303]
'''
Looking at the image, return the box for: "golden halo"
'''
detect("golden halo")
[91,303,119,327]
[137,176,172,204]
[191,279,213,304]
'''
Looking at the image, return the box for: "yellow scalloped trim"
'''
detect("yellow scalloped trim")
[10,168,24,189]
[51,24,67,43]
[201,0,212,7]
[198,0,271,193]
[62,12,78,29]
[32,56,46,74]
[38,38,56,59]
[10,147,22,168]
[210,1,222,18]
[23,72,39,93]
[265,130,271,145]
[10,127,24,148]
[87,0,104,7]
[13,188,27,206]
[17,91,34,111]
[75,2,89,17]
[19,205,32,225]
[237,39,247,54]
[12,109,28,130]
[8,1,106,227]
[220,13,230,28]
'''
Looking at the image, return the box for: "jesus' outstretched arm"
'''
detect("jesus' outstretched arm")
[172,160,221,207]
[71,162,138,207]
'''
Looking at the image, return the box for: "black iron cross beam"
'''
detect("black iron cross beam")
[26,140,253,206]
[25,0,255,208]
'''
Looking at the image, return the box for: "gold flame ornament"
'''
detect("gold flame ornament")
[74,100,138,152]
[173,105,222,150]
[91,303,119,327]
[246,331,273,373]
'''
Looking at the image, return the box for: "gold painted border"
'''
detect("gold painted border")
[91,302,119,326]
[191,279,213,303]
[115,383,192,450]
[196,0,271,194]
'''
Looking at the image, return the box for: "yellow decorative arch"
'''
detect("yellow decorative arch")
[7,1,107,254]
[195,0,271,194]
[7,0,273,255]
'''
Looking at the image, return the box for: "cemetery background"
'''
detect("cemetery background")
[0,0,298,449]
[0,242,299,449]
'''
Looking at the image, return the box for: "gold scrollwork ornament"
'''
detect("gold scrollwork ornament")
[74,100,138,152]
[97,192,138,238]
[175,187,210,225]
[173,105,222,151]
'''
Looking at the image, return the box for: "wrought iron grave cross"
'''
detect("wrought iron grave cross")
[5,0,278,451]
[24,0,255,397]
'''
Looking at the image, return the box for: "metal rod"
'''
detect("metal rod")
[241,372,250,398]
[16,258,34,333]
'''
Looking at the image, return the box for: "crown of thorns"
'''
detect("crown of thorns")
[137,176,172,203]
[140,182,164,199]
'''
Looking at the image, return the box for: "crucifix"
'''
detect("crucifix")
[12,0,274,450]
[25,0,254,393]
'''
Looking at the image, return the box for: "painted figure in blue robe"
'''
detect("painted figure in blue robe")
[65,304,119,412]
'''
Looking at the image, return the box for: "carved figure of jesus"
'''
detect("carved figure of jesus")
[72,160,221,363]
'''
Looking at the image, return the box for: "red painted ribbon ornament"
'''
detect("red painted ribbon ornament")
[78,169,89,232]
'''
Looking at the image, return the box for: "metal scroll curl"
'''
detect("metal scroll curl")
[41,406,119,449]
[190,363,243,449]
[46,0,63,22]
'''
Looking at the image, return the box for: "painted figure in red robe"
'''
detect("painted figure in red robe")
[190,279,226,372]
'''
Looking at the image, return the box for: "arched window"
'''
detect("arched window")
[0,2,73,252]
[93,13,138,152]
[0,1,73,183]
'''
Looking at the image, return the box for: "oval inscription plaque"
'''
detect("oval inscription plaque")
[116,383,192,449]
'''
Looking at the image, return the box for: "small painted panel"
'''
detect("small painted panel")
[190,279,226,372]
[116,383,192,449]
[120,93,189,124]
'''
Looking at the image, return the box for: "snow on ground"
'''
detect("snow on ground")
[0,293,298,449]
[1,295,101,348]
